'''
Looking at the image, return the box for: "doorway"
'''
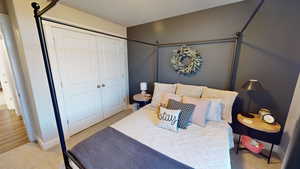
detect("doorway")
[0,15,29,154]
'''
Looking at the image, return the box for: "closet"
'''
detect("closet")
[44,22,128,136]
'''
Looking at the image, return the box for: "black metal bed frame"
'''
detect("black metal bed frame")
[31,0,265,168]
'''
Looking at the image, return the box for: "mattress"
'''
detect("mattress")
[111,105,234,169]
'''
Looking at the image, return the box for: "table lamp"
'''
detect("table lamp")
[140,82,147,95]
[241,79,262,118]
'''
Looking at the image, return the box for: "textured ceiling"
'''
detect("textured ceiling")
[61,0,243,27]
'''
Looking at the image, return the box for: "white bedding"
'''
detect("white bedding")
[111,105,234,169]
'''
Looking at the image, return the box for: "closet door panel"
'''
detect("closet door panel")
[51,28,102,135]
[97,36,126,119]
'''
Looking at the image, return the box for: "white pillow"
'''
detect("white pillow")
[160,93,182,107]
[176,84,206,98]
[201,88,238,123]
[151,82,176,107]
[157,107,181,132]
[201,98,224,122]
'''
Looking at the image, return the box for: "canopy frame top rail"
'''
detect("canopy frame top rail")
[31,0,265,169]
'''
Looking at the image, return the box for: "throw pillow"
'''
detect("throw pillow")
[157,107,181,132]
[201,98,224,122]
[176,84,206,98]
[167,99,195,129]
[160,93,182,107]
[151,83,176,107]
[201,88,238,123]
[182,96,210,127]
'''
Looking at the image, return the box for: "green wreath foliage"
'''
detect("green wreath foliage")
[170,46,203,75]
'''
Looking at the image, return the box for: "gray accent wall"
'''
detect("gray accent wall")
[127,0,300,128]
[157,43,235,89]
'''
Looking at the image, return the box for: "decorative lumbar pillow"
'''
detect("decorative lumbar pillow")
[176,84,206,98]
[160,93,182,107]
[167,99,195,129]
[182,96,210,127]
[201,98,224,122]
[201,88,238,123]
[151,83,177,107]
[157,107,181,132]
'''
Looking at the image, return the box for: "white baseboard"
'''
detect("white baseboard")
[36,105,133,150]
[37,136,60,150]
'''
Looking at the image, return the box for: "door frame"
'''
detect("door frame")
[43,20,129,137]
[0,14,35,141]
[0,29,17,110]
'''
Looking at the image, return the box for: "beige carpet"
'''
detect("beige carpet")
[0,109,281,169]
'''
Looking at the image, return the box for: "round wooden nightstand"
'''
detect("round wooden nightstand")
[133,93,151,108]
[236,113,281,164]
[237,114,281,133]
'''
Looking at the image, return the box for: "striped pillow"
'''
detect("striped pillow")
[167,99,195,129]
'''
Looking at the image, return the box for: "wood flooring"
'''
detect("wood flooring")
[0,106,29,154]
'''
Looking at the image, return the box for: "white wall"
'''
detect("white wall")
[281,73,300,160]
[5,0,127,146]
[0,91,5,105]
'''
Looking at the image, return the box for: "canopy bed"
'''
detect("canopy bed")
[31,0,265,169]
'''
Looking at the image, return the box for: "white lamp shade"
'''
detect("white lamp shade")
[140,82,147,91]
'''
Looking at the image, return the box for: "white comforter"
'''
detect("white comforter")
[111,105,234,169]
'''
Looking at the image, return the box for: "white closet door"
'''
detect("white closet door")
[51,28,102,136]
[97,36,127,119]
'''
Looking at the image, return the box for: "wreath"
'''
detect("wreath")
[170,46,203,75]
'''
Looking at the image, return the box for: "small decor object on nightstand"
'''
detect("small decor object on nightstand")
[140,82,148,94]
[258,108,271,119]
[262,114,276,124]
[258,108,276,124]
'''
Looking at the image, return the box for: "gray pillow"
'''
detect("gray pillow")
[167,99,195,129]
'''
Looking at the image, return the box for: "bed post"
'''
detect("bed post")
[240,0,265,34]
[31,2,71,169]
[229,32,242,91]
[229,0,265,90]
[156,41,160,82]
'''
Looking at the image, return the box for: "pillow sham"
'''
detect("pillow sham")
[201,88,238,123]
[157,107,181,132]
[167,99,195,129]
[176,84,206,98]
[201,98,224,122]
[151,83,176,107]
[160,93,182,107]
[182,96,210,127]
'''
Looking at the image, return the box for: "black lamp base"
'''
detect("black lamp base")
[241,112,254,118]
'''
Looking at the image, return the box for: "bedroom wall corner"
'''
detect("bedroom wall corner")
[280,73,300,161]
[5,0,39,142]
